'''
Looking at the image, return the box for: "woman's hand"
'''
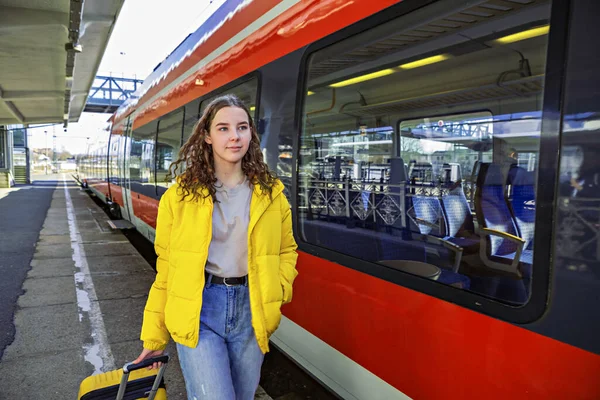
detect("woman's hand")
[132,348,165,370]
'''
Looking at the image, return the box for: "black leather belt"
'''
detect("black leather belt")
[206,273,248,286]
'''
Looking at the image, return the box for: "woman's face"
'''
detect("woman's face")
[205,106,252,166]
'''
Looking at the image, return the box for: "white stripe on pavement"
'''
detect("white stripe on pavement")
[63,175,115,374]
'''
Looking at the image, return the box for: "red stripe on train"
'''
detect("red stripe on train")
[89,180,109,198]
[282,252,600,399]
[109,183,124,208]
[130,0,401,130]
[106,185,158,228]
[130,190,158,228]
[133,0,283,112]
[118,187,600,397]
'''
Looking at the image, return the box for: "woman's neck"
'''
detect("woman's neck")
[214,161,245,189]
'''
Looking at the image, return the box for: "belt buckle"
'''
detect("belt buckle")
[223,277,234,287]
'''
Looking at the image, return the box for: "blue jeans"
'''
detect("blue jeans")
[176,279,264,400]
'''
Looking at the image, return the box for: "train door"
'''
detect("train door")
[127,119,158,239]
[120,116,134,222]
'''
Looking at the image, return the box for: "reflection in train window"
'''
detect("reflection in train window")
[557,125,600,264]
[558,145,584,197]
[156,108,184,194]
[298,0,552,305]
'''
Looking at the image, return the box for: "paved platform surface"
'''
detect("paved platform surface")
[0,174,273,400]
[0,180,54,361]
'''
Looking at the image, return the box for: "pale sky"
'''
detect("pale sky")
[28,0,227,155]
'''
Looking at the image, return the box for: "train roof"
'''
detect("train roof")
[110,0,403,129]
[112,0,256,125]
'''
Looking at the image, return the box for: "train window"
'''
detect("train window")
[109,130,120,187]
[130,122,157,199]
[299,0,553,305]
[156,108,184,194]
[118,124,128,188]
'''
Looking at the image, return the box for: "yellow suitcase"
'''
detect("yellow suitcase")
[78,355,169,400]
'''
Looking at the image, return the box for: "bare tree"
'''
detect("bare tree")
[400,137,423,162]
[400,137,422,153]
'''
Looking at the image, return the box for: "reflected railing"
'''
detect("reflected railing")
[298,177,468,272]
[298,178,468,228]
[557,197,600,263]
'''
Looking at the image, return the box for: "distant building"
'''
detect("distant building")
[0,125,31,187]
[0,126,14,187]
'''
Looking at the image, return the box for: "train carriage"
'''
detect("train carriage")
[78,0,600,398]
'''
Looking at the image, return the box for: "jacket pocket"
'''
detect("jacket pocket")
[257,254,282,304]
[263,301,283,336]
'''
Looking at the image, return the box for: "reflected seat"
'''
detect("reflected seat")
[440,173,479,255]
[474,163,532,278]
[507,165,536,253]
[300,219,470,288]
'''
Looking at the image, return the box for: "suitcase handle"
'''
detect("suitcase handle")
[116,354,169,400]
[123,354,170,373]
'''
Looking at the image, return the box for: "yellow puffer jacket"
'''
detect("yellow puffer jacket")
[140,180,298,354]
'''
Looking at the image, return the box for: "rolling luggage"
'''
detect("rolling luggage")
[78,354,169,400]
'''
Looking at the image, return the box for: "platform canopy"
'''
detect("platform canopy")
[0,0,125,127]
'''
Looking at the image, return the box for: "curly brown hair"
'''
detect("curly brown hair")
[167,94,277,201]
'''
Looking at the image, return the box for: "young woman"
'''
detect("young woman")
[133,94,299,400]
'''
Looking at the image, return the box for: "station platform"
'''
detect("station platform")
[0,174,319,399]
